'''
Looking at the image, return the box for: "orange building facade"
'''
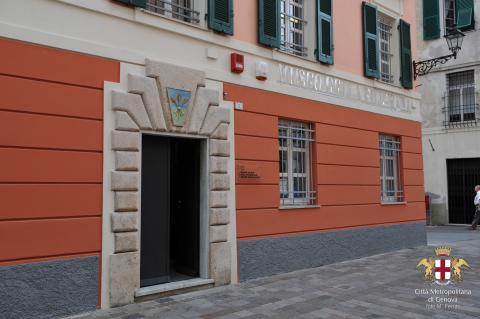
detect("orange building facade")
[231,84,425,239]
[0,0,425,318]
[228,83,425,280]
[0,38,119,316]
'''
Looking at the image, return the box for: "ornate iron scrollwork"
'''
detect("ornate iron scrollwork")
[413,53,457,80]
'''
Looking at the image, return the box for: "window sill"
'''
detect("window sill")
[273,48,317,65]
[381,201,407,206]
[374,78,402,90]
[280,205,321,210]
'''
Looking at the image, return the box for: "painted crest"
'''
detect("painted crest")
[166,87,191,127]
[416,246,470,285]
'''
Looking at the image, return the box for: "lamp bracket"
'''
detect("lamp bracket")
[412,53,457,80]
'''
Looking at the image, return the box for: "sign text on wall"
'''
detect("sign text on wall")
[278,64,418,114]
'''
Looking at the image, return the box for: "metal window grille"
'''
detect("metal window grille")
[443,70,478,127]
[280,0,308,57]
[147,0,200,24]
[378,15,394,83]
[279,120,315,207]
[444,0,456,35]
[379,135,403,203]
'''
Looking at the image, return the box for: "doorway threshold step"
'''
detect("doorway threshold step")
[135,278,215,298]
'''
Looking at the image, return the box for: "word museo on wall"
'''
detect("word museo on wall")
[278,64,418,114]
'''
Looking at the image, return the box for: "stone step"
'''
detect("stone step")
[134,278,215,302]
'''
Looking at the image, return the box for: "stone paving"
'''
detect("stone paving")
[426,225,480,246]
[73,228,480,319]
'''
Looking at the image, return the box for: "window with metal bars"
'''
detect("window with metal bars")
[378,14,394,83]
[279,120,315,207]
[379,135,403,203]
[444,0,456,34]
[444,70,478,127]
[146,0,200,24]
[280,0,308,57]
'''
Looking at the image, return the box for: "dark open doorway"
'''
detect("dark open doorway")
[140,134,201,287]
[447,158,480,224]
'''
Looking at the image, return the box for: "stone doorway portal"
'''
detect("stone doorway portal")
[105,59,232,307]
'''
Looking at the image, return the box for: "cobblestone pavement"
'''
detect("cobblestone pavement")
[74,232,480,319]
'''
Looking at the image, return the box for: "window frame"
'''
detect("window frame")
[445,70,477,124]
[279,120,316,208]
[372,9,403,88]
[444,0,456,34]
[260,0,325,62]
[377,13,395,83]
[379,134,404,203]
[280,0,309,57]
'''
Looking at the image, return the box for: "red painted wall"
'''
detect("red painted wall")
[0,38,119,265]
[224,83,425,239]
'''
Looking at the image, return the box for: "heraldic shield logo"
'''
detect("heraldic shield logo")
[416,247,471,285]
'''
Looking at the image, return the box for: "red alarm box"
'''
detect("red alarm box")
[231,53,244,74]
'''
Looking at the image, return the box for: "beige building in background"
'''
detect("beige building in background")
[417,0,480,225]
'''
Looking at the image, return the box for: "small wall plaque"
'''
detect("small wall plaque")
[236,164,263,184]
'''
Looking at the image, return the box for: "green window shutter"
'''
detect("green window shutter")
[114,0,146,8]
[423,0,440,40]
[362,2,379,79]
[399,19,413,89]
[456,0,474,30]
[208,0,234,35]
[258,0,280,48]
[316,0,333,64]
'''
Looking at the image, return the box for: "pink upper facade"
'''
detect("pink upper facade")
[234,0,417,80]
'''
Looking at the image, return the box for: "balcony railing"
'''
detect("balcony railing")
[146,0,200,24]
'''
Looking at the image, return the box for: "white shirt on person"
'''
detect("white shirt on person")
[475,191,480,206]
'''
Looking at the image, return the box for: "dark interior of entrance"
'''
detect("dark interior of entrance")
[140,134,200,287]
[447,158,480,224]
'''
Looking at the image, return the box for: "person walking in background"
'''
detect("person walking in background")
[471,185,480,230]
